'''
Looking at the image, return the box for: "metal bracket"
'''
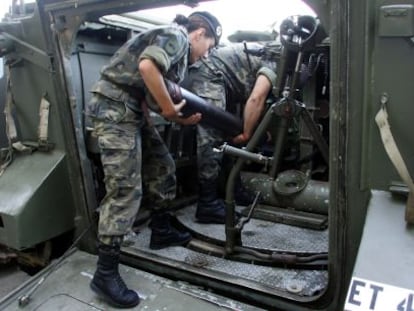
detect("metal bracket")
[1,32,54,71]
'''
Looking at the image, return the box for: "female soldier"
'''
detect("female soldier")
[86,11,222,308]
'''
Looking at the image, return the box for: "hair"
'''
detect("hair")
[173,14,216,40]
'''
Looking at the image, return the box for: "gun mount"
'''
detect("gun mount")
[219,15,330,257]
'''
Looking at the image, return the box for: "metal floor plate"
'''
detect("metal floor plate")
[126,204,328,297]
[0,250,264,311]
[176,204,328,252]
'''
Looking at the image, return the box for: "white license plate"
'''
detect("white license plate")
[345,277,414,311]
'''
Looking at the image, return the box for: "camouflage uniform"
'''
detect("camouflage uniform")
[86,24,189,246]
[186,42,278,185]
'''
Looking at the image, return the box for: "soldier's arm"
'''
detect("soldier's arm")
[138,58,201,125]
[137,29,201,125]
[138,58,176,118]
[233,74,272,144]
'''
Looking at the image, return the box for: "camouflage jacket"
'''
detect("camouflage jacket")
[185,42,279,112]
[90,24,189,112]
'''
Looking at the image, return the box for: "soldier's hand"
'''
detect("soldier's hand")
[175,113,202,125]
[232,133,249,145]
[166,99,202,125]
[174,99,202,125]
[173,99,187,115]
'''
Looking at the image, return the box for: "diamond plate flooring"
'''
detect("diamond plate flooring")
[126,204,328,297]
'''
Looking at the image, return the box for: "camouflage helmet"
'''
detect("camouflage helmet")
[189,11,222,46]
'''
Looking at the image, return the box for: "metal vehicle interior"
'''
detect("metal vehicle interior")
[1,0,413,310]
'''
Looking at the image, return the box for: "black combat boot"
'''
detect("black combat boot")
[90,243,140,308]
[196,182,242,224]
[149,212,192,250]
[195,181,226,224]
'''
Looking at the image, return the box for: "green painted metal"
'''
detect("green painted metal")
[0,250,263,311]
[364,0,414,190]
[241,171,330,214]
[0,151,75,249]
[0,0,413,310]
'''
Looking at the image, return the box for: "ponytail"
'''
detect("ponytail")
[173,14,189,27]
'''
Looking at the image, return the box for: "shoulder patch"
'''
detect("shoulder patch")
[164,37,179,56]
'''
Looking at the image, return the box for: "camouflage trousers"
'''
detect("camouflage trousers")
[197,125,224,185]
[88,93,176,246]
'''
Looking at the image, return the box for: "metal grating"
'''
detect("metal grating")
[176,204,328,253]
[127,204,329,297]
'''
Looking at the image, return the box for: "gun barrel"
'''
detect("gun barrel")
[166,80,243,137]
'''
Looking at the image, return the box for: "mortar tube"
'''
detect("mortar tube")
[165,80,243,137]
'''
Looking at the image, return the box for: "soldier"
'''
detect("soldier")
[86,12,222,308]
[186,42,278,224]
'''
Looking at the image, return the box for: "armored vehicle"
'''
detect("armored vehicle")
[0,0,413,310]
